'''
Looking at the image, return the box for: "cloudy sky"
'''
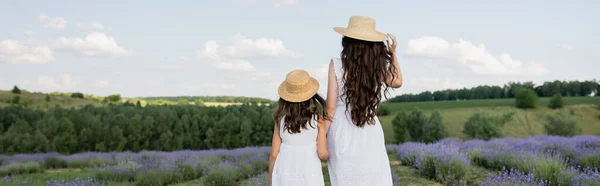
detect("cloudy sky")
[1,0,598,99]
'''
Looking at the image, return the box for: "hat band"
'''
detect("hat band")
[286,82,312,94]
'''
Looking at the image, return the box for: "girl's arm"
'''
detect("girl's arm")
[326,59,338,124]
[268,121,281,185]
[385,34,403,88]
[317,117,329,160]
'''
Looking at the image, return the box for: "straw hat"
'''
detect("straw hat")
[278,70,320,103]
[333,16,388,42]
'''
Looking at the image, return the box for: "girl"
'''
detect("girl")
[269,69,330,186]
[326,16,403,185]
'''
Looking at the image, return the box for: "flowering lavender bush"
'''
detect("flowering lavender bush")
[241,172,269,186]
[480,168,548,186]
[396,142,470,184]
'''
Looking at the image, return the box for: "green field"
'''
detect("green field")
[0,90,103,109]
[380,97,600,143]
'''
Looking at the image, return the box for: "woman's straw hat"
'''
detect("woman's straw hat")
[333,16,388,42]
[278,70,320,103]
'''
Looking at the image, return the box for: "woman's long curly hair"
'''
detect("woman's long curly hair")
[340,36,396,127]
[273,94,330,134]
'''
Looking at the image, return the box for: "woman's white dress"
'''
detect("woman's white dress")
[327,58,393,186]
[272,117,324,186]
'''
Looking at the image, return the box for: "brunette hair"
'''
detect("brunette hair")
[273,94,329,134]
[340,36,396,127]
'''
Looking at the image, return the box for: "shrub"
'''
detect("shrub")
[201,162,239,186]
[11,96,20,104]
[11,86,21,94]
[376,105,391,116]
[407,109,427,142]
[44,157,67,169]
[515,89,538,109]
[548,94,564,109]
[421,111,448,143]
[414,145,470,184]
[575,153,600,170]
[463,112,514,140]
[391,111,410,143]
[0,162,44,176]
[545,112,581,137]
[70,92,84,99]
[135,169,182,186]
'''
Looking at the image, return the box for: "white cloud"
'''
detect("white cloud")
[76,23,111,32]
[200,33,301,61]
[39,13,67,30]
[237,0,257,4]
[221,84,235,89]
[405,36,548,77]
[179,56,189,61]
[200,33,298,72]
[25,30,34,36]
[252,72,272,80]
[273,0,298,7]
[308,64,328,78]
[559,44,573,50]
[53,32,134,56]
[38,74,76,90]
[215,59,256,72]
[95,81,112,88]
[0,40,54,64]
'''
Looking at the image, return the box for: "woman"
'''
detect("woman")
[325,16,403,185]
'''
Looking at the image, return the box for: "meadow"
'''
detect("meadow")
[379,96,600,143]
[1,135,599,186]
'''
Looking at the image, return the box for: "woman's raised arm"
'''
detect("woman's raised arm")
[385,34,403,88]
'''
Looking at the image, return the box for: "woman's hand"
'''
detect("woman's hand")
[386,33,397,55]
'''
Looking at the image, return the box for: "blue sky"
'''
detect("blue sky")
[1,0,598,99]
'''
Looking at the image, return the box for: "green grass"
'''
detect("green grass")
[381,97,600,143]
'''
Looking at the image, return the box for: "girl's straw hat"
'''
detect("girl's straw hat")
[278,70,320,103]
[333,16,387,42]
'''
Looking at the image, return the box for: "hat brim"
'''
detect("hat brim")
[333,27,388,42]
[278,78,320,103]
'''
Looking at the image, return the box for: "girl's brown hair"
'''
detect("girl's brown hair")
[340,36,396,127]
[273,94,329,134]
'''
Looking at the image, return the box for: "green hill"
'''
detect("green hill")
[379,96,600,143]
[0,90,103,109]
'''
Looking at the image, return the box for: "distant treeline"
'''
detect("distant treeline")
[0,104,274,154]
[389,80,600,102]
[139,96,273,104]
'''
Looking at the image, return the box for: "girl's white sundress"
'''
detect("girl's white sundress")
[272,117,325,186]
[327,58,393,186]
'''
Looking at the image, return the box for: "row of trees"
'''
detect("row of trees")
[389,80,600,102]
[0,104,275,154]
[140,96,273,104]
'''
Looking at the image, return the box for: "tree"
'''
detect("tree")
[178,99,190,105]
[11,85,21,94]
[376,105,391,116]
[71,92,84,99]
[545,112,581,137]
[136,100,142,107]
[194,100,205,106]
[106,94,122,102]
[463,112,514,140]
[515,89,538,109]
[45,95,51,102]
[53,118,77,153]
[406,109,427,142]
[421,111,447,143]
[391,111,409,143]
[548,94,564,109]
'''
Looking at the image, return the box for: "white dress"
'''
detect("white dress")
[272,117,325,186]
[327,58,393,186]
